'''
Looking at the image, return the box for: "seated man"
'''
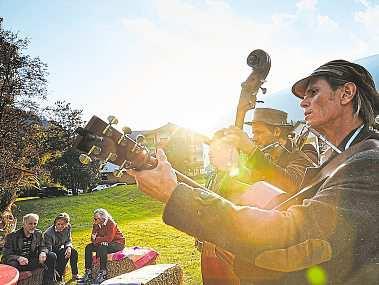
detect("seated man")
[44,212,79,283]
[1,213,56,285]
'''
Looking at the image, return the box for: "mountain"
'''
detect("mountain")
[260,54,379,122]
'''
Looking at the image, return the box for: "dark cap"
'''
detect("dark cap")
[244,108,293,127]
[292,60,377,101]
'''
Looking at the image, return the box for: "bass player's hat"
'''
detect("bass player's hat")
[244,108,293,127]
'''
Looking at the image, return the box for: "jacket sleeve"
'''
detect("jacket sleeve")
[43,229,53,252]
[65,225,73,248]
[163,149,379,264]
[2,233,20,262]
[94,221,116,244]
[38,231,48,255]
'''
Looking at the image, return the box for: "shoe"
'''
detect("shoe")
[93,269,107,284]
[76,269,93,284]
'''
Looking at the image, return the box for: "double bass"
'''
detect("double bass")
[201,49,271,285]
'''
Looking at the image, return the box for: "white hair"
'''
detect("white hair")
[23,213,39,223]
[93,208,113,223]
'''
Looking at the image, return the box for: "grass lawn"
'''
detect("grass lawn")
[14,185,202,284]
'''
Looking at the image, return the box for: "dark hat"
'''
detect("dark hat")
[292,60,378,101]
[244,108,293,127]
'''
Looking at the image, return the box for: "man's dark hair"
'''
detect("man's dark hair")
[316,73,377,126]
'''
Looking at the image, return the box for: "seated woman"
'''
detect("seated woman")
[43,212,79,283]
[79,208,125,284]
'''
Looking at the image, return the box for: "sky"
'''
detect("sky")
[1,0,379,136]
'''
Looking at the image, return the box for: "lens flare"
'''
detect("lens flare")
[306,265,327,285]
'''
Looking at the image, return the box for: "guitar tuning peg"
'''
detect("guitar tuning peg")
[260,87,267,94]
[99,161,106,171]
[118,127,132,145]
[79,145,102,165]
[79,154,92,165]
[102,115,118,137]
[105,153,117,162]
[131,134,146,152]
[92,146,101,155]
[107,115,118,125]
[136,134,145,144]
[113,169,126,178]
[122,126,132,135]
[112,159,131,178]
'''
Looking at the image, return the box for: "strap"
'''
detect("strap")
[276,139,379,210]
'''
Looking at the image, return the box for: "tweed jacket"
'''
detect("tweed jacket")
[163,127,379,284]
[212,142,318,204]
[1,228,48,263]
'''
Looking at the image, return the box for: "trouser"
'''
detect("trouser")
[5,252,57,283]
[85,242,124,270]
[53,246,79,281]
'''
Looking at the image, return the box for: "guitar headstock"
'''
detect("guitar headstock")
[74,115,157,178]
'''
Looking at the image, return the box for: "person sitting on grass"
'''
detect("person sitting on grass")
[44,212,79,284]
[78,208,125,284]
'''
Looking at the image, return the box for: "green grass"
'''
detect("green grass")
[14,185,202,284]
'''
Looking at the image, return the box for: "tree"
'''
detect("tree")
[48,148,101,194]
[42,101,100,194]
[0,17,48,196]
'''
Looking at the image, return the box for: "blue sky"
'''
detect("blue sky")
[1,0,379,134]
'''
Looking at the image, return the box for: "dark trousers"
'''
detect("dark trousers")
[5,252,56,283]
[85,242,124,270]
[53,246,79,281]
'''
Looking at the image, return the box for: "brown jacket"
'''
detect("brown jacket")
[163,129,379,284]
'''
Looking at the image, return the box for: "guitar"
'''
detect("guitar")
[74,115,210,191]
[201,49,271,285]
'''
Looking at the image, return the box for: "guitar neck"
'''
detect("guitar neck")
[174,169,209,191]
